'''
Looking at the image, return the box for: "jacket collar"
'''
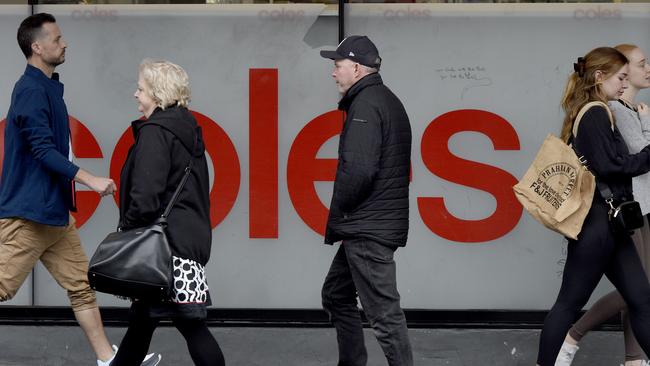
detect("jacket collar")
[25,64,64,93]
[25,64,61,83]
[131,107,164,135]
[130,106,203,157]
[338,72,383,111]
[130,118,147,136]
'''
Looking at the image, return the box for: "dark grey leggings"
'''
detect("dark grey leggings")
[569,215,650,362]
[537,199,650,365]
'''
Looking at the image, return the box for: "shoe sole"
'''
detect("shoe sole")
[146,354,162,366]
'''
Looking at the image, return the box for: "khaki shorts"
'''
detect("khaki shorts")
[0,215,97,312]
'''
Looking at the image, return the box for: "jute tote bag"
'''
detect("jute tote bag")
[513,102,611,239]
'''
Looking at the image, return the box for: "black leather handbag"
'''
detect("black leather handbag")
[597,181,644,234]
[88,161,193,300]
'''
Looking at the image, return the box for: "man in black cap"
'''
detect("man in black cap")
[320,35,413,366]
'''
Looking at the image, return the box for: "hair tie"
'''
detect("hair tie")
[573,57,586,78]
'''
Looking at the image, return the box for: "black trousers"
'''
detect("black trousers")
[321,238,413,366]
[537,198,650,365]
[111,301,225,366]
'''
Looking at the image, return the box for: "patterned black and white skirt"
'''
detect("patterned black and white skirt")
[147,256,211,320]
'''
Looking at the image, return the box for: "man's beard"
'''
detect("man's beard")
[45,54,65,68]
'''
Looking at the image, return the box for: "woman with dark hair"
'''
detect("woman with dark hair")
[536,47,650,366]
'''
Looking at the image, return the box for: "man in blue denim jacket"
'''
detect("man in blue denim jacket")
[0,13,160,366]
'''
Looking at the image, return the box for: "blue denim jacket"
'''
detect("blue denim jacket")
[0,65,79,226]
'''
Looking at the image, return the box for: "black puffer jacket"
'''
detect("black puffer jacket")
[119,107,212,265]
[324,73,412,248]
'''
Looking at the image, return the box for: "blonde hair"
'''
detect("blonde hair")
[139,59,191,110]
[615,43,639,58]
[559,47,628,143]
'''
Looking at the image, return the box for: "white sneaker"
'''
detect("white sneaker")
[141,353,162,366]
[555,342,579,366]
[97,345,161,366]
[97,352,115,366]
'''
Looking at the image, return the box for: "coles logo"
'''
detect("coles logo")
[573,6,622,20]
[258,8,305,20]
[70,7,119,21]
[384,7,431,20]
[0,69,523,243]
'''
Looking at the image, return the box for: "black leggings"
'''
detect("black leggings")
[111,302,225,366]
[537,199,650,365]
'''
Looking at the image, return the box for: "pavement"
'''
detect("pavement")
[0,326,629,365]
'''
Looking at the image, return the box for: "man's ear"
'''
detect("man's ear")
[30,41,41,56]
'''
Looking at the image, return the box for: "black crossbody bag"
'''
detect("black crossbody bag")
[597,181,644,235]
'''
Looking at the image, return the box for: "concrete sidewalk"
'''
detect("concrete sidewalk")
[0,326,626,365]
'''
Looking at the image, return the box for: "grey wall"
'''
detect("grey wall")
[0,3,647,309]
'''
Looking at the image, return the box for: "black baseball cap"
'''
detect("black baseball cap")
[320,35,382,70]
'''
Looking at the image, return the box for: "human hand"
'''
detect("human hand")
[74,169,116,196]
[89,177,117,197]
[638,102,649,116]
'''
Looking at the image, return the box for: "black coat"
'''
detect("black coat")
[573,105,650,203]
[325,73,412,248]
[119,107,212,265]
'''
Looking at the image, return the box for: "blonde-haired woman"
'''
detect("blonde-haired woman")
[555,45,650,366]
[536,47,650,366]
[112,60,225,366]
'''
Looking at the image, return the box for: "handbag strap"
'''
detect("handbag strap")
[571,101,613,138]
[596,180,616,211]
[160,159,193,220]
[571,101,617,209]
